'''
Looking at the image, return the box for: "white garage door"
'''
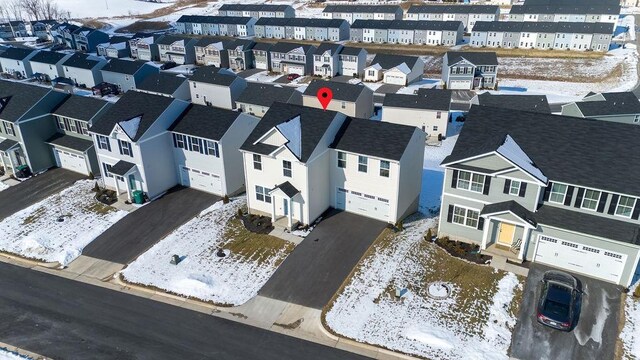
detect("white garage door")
[55,149,89,175]
[384,74,406,86]
[180,166,222,195]
[287,65,305,76]
[336,188,390,221]
[534,235,627,284]
[449,80,470,90]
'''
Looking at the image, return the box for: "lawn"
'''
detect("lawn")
[323,215,524,360]
[121,197,295,306]
[621,283,640,359]
[0,180,127,265]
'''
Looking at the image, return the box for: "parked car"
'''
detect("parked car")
[536,270,580,331]
[287,73,300,81]
[160,61,177,70]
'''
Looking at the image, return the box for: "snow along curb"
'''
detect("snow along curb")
[0,251,62,269]
[0,340,52,360]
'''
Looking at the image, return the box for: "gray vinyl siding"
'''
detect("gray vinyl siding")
[439,194,484,243]
[350,28,363,42]
[19,115,58,172]
[591,33,611,51]
[560,103,583,117]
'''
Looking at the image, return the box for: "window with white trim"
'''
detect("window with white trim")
[173,133,186,149]
[283,160,292,177]
[358,155,368,173]
[96,135,111,151]
[616,196,635,217]
[205,140,219,157]
[379,160,390,177]
[337,151,346,168]
[452,205,479,228]
[581,189,601,210]
[457,171,484,193]
[2,121,15,136]
[255,185,271,203]
[509,180,521,196]
[253,154,262,170]
[118,140,133,157]
[190,137,201,153]
[548,183,567,204]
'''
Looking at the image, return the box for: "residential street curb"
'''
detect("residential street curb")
[0,252,61,269]
[0,340,52,360]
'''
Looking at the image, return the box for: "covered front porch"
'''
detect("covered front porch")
[109,160,140,202]
[269,181,303,231]
[479,201,538,263]
[0,138,27,177]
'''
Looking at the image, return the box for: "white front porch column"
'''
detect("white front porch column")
[519,227,533,261]
[0,152,7,173]
[287,198,292,229]
[124,176,132,202]
[271,195,276,223]
[481,217,490,249]
[113,176,121,196]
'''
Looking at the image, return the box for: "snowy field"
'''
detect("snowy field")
[121,198,294,306]
[621,284,640,359]
[0,348,31,360]
[57,0,176,18]
[0,180,127,265]
[325,216,523,360]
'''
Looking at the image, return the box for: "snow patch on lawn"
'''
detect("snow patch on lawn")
[0,348,32,360]
[122,198,291,305]
[245,71,281,83]
[0,181,8,192]
[621,283,640,359]
[0,180,127,265]
[484,273,521,346]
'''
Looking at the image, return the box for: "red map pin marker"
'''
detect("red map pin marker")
[317,87,333,110]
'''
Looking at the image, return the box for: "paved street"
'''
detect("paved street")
[83,187,218,264]
[510,264,622,360]
[0,168,84,221]
[259,210,386,309]
[0,262,369,360]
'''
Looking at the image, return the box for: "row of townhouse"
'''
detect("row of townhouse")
[217,4,295,18]
[97,35,140,59]
[508,4,620,24]
[0,21,29,38]
[175,16,257,37]
[350,19,464,46]
[254,18,350,42]
[194,37,256,71]
[0,20,60,40]
[320,5,403,24]
[49,23,110,52]
[405,5,500,32]
[471,21,614,51]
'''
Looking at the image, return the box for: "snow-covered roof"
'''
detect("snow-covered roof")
[496,135,547,183]
[118,115,142,141]
[392,62,411,75]
[276,115,302,159]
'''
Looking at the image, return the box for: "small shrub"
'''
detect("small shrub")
[395,220,404,231]
[425,228,432,241]
[237,207,243,219]
[634,285,640,299]
[223,195,230,204]
[88,172,94,180]
[93,181,100,192]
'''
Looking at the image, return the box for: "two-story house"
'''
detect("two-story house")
[194,37,234,67]
[405,5,500,32]
[72,27,109,52]
[0,21,28,38]
[97,35,132,58]
[441,51,498,90]
[129,34,160,61]
[48,95,111,175]
[169,104,259,195]
[218,4,295,18]
[227,39,256,71]
[157,35,197,65]
[0,47,37,79]
[0,81,68,176]
[471,93,551,113]
[338,46,367,78]
[100,59,159,93]
[189,66,247,109]
[382,89,452,139]
[313,43,343,78]
[269,42,316,76]
[61,53,107,88]
[29,51,72,82]
[49,22,78,47]
[89,90,189,201]
[252,42,272,70]
[321,5,403,24]
[364,54,425,86]
[561,92,640,124]
[137,72,191,101]
[302,80,374,119]
[31,20,58,40]
[439,105,640,287]
[236,82,301,117]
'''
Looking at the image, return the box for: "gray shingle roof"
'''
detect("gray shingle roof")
[476,93,550,114]
[383,89,452,111]
[574,92,640,116]
[480,200,537,227]
[0,139,18,152]
[351,19,462,31]
[339,46,366,56]
[443,105,640,196]
[0,47,35,61]
[313,42,343,55]
[137,72,188,95]
[155,35,195,45]
[52,94,109,121]
[303,79,371,102]
[237,82,297,107]
[253,42,273,51]
[273,181,300,198]
[408,4,499,14]
[368,53,420,70]
[331,117,417,161]
[0,81,51,123]
[62,53,103,70]
[445,51,498,66]
[109,160,136,176]
[189,66,240,86]
[89,91,176,141]
[509,4,620,15]
[194,36,234,48]
[219,4,292,11]
[176,15,255,25]
[29,50,67,64]
[269,41,314,54]
[170,103,241,141]
[255,17,348,28]
[101,59,151,75]
[46,132,94,152]
[323,5,401,13]
[240,102,340,163]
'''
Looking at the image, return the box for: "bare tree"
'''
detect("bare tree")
[42,0,63,20]
[22,0,42,21]
[6,0,24,20]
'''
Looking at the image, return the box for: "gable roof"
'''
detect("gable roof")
[367,53,420,70]
[62,53,103,69]
[476,93,550,113]
[255,17,348,28]
[252,42,273,51]
[237,82,297,107]
[240,102,340,163]
[323,5,401,13]
[331,117,416,161]
[574,92,640,116]
[480,200,537,227]
[445,51,498,66]
[29,50,68,64]
[0,47,35,61]
[176,15,255,25]
[269,41,314,54]
[194,36,234,48]
[137,72,187,95]
[509,4,620,15]
[384,89,452,111]
[303,79,371,102]
[314,42,343,56]
[189,66,240,86]
[0,81,52,122]
[156,35,194,45]
[443,105,640,196]
[339,46,366,56]
[101,59,151,75]
[407,4,499,14]
[89,91,176,141]
[51,94,109,121]
[170,103,241,141]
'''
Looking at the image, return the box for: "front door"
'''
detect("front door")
[283,198,289,216]
[497,223,516,246]
[128,174,136,191]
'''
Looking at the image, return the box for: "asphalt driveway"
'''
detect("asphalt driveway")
[259,209,386,309]
[0,168,84,221]
[510,263,622,360]
[83,187,218,264]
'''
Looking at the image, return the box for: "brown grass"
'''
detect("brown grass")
[273,318,303,330]
[459,45,606,59]
[138,0,211,20]
[115,21,171,33]
[83,202,117,216]
[222,216,295,265]
[81,19,108,29]
[21,207,46,225]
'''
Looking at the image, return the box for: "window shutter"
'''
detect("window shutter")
[574,188,584,208]
[503,179,511,194]
[187,137,192,151]
[608,194,619,215]
[519,182,527,197]
[597,192,608,213]
[106,138,111,152]
[543,183,551,201]
[483,176,491,195]
[451,170,458,189]
[632,200,640,220]
[117,140,123,154]
[172,133,177,148]
[447,205,454,223]
[564,186,574,206]
[477,217,484,230]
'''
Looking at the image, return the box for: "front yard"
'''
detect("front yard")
[621,284,640,359]
[0,180,127,265]
[323,216,524,360]
[121,198,295,306]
